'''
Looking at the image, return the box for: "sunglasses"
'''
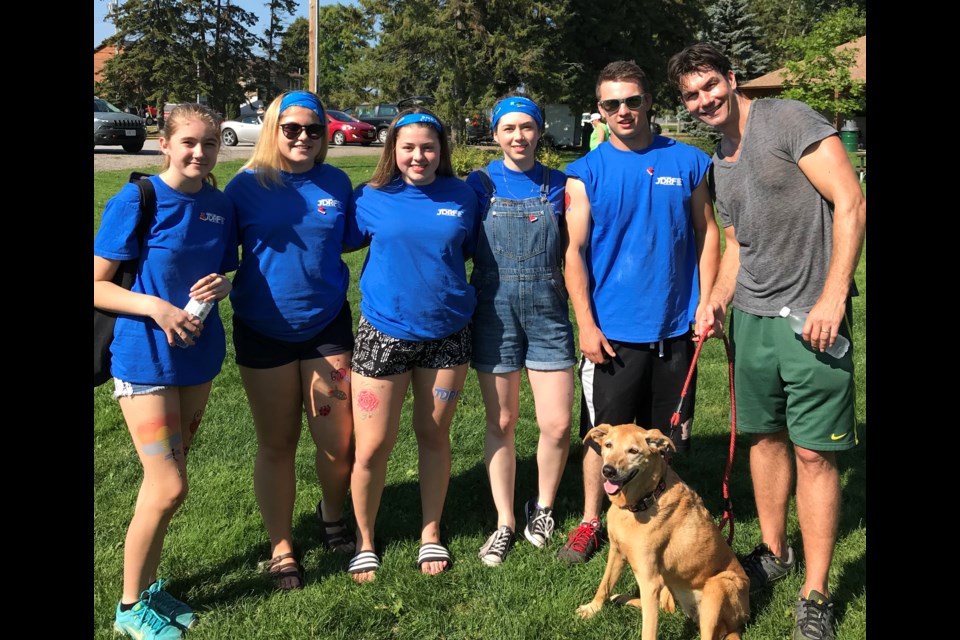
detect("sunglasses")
[279,123,325,140]
[598,94,645,113]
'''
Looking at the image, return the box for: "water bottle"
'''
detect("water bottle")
[779,307,849,358]
[174,298,214,348]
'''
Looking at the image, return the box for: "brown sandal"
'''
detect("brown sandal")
[263,552,304,591]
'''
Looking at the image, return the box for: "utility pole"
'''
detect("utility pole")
[309,0,317,93]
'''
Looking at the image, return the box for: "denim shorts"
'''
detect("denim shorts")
[351,315,471,377]
[113,378,169,398]
[470,270,575,373]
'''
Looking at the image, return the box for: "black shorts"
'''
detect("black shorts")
[579,332,697,440]
[233,302,355,369]
[351,315,471,377]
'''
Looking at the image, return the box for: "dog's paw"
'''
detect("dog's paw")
[576,603,601,619]
[610,593,643,609]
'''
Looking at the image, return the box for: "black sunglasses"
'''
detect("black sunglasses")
[279,123,325,140]
[598,94,645,113]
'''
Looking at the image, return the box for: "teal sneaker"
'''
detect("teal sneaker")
[147,579,198,629]
[114,592,184,639]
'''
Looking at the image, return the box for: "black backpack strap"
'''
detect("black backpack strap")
[130,172,156,242]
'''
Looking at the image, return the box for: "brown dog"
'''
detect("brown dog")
[576,424,749,640]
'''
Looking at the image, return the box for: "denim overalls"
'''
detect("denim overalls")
[470,165,575,373]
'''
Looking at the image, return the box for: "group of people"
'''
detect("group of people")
[94,41,865,640]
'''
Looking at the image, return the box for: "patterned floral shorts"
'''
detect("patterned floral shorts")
[350,315,471,377]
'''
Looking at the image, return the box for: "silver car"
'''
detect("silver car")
[221,115,263,146]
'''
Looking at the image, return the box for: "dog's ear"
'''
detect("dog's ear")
[644,429,677,454]
[584,423,611,446]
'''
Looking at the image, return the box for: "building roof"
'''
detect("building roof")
[740,35,866,90]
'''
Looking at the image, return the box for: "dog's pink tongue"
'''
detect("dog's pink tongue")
[603,480,620,495]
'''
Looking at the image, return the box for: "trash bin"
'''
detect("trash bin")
[840,119,859,153]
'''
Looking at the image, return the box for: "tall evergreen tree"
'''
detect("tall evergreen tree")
[704,0,771,82]
[254,0,299,105]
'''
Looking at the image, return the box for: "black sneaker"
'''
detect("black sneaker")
[556,518,604,564]
[478,525,515,567]
[793,589,835,640]
[523,499,555,548]
[739,543,796,592]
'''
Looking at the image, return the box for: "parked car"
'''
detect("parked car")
[94,96,146,153]
[221,115,263,146]
[343,102,399,144]
[326,110,376,146]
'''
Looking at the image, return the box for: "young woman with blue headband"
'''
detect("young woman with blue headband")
[225,90,363,590]
[347,107,480,582]
[465,94,575,568]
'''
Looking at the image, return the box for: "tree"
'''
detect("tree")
[253,0,299,106]
[97,0,193,111]
[315,4,374,108]
[780,6,865,128]
[278,16,309,78]
[748,0,866,66]
[704,0,771,82]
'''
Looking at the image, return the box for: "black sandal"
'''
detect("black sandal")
[316,501,357,555]
[263,552,304,591]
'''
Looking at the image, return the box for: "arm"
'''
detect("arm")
[690,177,720,339]
[596,125,606,144]
[93,256,221,347]
[702,225,741,338]
[563,177,615,363]
[796,135,866,352]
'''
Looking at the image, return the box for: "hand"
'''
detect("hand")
[150,298,202,347]
[189,273,231,302]
[579,325,616,364]
[802,298,845,352]
[694,301,726,340]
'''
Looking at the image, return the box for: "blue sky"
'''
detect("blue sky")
[93,1,348,48]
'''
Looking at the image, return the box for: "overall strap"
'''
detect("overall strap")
[477,167,496,199]
[539,164,550,197]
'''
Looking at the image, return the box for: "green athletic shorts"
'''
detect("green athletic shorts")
[729,307,857,451]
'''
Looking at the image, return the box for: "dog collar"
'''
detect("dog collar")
[624,475,668,512]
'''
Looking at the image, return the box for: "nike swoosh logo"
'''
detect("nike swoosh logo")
[830,433,847,441]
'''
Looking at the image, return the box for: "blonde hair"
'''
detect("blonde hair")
[160,103,222,189]
[240,90,330,188]
[367,107,453,189]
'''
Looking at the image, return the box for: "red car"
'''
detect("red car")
[326,110,376,146]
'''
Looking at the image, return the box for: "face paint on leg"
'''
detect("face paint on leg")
[136,416,183,457]
[432,387,461,402]
[356,389,379,413]
[327,388,347,400]
[330,368,348,383]
[318,404,331,416]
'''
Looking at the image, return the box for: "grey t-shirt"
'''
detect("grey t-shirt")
[714,99,838,316]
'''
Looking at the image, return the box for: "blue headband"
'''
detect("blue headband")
[491,96,543,130]
[279,91,325,122]
[395,113,443,132]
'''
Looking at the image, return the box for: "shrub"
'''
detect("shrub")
[452,145,499,177]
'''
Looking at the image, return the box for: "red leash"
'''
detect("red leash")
[668,332,738,546]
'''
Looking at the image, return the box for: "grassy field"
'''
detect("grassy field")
[94,154,867,639]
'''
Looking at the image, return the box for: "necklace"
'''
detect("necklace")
[499,162,538,200]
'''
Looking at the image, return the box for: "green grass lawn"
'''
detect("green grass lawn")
[94,154,867,639]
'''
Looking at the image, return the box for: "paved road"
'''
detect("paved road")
[94,139,384,172]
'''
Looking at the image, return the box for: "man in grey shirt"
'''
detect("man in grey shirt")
[667,43,866,640]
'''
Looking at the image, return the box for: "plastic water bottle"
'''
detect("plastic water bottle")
[779,307,849,358]
[174,298,213,348]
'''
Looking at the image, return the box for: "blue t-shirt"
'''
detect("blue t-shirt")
[565,136,711,342]
[94,176,238,386]
[355,175,479,341]
[465,159,566,217]
[226,164,361,341]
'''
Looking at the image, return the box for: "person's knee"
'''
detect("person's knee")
[794,446,837,473]
[538,417,572,445]
[486,411,518,437]
[148,476,189,516]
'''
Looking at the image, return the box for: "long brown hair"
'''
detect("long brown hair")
[367,107,454,189]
